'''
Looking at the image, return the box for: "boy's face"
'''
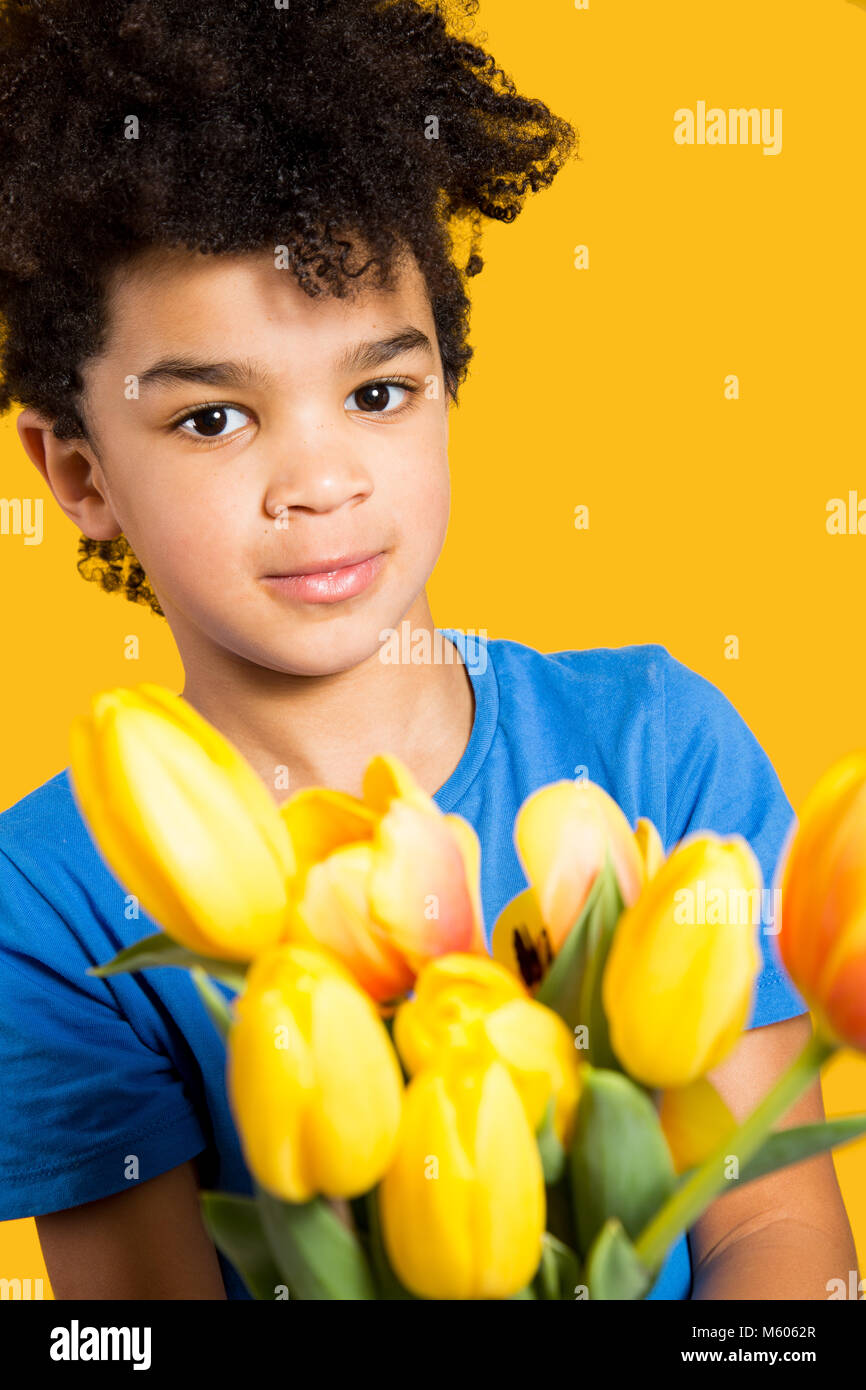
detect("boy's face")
[71,244,452,677]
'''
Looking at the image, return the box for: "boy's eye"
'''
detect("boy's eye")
[345,381,410,414]
[177,405,252,439]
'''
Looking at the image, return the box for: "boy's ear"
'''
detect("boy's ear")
[16,406,123,541]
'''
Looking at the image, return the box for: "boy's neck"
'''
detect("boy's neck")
[176,600,476,805]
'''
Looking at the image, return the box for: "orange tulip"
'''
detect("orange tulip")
[779,750,866,1050]
[280,754,485,1003]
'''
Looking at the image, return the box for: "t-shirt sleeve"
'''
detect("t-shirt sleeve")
[659,647,809,1030]
[0,847,208,1220]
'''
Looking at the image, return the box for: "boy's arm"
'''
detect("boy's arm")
[689,1010,858,1300]
[36,1157,228,1300]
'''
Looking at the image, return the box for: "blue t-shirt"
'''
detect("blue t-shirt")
[0,630,807,1300]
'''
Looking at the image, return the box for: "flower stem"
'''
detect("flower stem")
[190,967,235,1041]
[633,1030,837,1274]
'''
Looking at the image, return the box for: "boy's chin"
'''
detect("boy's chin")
[253,616,408,680]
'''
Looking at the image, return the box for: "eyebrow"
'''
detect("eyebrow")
[136,326,434,393]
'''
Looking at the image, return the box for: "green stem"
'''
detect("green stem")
[191,966,235,1041]
[633,1031,837,1274]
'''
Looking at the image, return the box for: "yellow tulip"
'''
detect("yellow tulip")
[491,778,645,984]
[281,753,485,1003]
[778,750,866,1050]
[378,1056,546,1299]
[227,942,403,1202]
[393,953,527,1070]
[394,952,581,1146]
[602,833,762,1087]
[68,684,296,960]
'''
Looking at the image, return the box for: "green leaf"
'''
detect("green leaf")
[535,848,624,1068]
[545,1170,579,1252]
[735,1113,866,1186]
[585,1217,652,1300]
[532,1232,582,1300]
[570,1065,676,1258]
[536,1095,566,1185]
[200,1191,286,1300]
[87,930,248,992]
[255,1183,378,1300]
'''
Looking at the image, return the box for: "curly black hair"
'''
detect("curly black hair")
[0,0,577,616]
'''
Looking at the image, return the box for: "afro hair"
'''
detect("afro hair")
[0,0,577,614]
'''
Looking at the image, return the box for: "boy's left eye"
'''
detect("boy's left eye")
[344,380,411,414]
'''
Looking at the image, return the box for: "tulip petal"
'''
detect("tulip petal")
[483,998,582,1145]
[514,780,644,953]
[292,843,416,1002]
[379,1067,477,1298]
[368,800,480,967]
[490,885,553,988]
[304,974,404,1196]
[657,1076,737,1174]
[471,1060,547,1298]
[227,966,316,1202]
[135,685,297,883]
[362,753,436,816]
[779,753,866,988]
[279,788,377,887]
[635,817,665,880]
[442,813,487,955]
[515,782,605,948]
[69,712,215,957]
[393,953,527,1075]
[822,930,866,1050]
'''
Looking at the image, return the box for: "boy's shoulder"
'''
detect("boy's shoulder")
[479,632,719,716]
[0,768,95,929]
[0,767,80,856]
[489,634,671,682]
[465,633,775,815]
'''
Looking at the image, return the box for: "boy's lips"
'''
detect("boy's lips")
[261,550,386,604]
[265,549,383,578]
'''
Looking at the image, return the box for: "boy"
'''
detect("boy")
[0,0,855,1300]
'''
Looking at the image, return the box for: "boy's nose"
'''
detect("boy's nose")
[264,452,374,517]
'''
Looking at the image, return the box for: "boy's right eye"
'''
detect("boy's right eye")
[175,405,253,440]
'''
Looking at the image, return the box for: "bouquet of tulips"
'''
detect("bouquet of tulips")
[67,685,866,1299]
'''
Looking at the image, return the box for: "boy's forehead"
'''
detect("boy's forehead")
[99,243,433,365]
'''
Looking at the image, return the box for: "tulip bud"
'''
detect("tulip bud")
[393,953,527,1072]
[378,1057,546,1299]
[394,953,582,1146]
[515,779,645,949]
[69,684,296,960]
[778,751,866,1050]
[601,833,762,1087]
[491,778,645,984]
[227,942,404,1202]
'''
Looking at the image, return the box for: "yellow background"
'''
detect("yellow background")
[1,0,864,1296]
